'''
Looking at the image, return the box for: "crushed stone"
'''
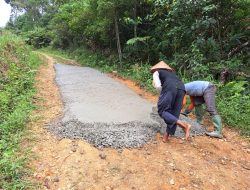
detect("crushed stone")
[48,120,160,149]
[48,110,206,149]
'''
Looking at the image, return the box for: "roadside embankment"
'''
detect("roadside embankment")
[0,33,41,189]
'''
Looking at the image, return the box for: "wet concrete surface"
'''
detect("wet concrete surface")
[54,64,154,124]
[48,63,205,148]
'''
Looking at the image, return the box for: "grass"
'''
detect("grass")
[0,33,41,189]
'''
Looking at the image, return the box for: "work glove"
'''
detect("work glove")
[181,108,191,116]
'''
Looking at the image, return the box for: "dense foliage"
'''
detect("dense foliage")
[4,0,250,133]
[5,0,249,80]
[0,33,40,189]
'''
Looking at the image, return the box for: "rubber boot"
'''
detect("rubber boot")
[206,115,223,138]
[195,105,204,125]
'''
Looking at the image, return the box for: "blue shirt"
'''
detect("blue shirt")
[185,81,210,96]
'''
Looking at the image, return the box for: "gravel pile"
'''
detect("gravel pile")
[48,120,160,149]
[48,110,206,149]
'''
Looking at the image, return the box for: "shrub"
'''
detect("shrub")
[23,27,52,48]
[217,81,250,135]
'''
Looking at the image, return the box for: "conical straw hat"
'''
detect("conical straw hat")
[150,61,173,73]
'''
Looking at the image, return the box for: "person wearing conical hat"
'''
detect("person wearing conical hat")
[151,61,191,141]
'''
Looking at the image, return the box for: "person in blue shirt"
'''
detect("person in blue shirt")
[183,81,223,138]
[151,61,191,142]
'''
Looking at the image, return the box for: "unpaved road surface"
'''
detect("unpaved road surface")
[28,54,250,190]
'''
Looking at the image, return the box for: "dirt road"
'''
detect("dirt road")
[28,54,250,190]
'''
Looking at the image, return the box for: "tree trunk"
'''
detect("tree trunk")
[219,69,229,85]
[228,41,250,58]
[133,2,137,38]
[114,12,122,65]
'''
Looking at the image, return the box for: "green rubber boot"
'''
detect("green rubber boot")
[195,105,204,125]
[206,115,223,138]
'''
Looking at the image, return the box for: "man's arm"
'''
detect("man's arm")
[152,71,162,92]
[182,96,195,116]
[188,96,195,111]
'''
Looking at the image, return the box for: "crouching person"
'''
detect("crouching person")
[183,81,223,138]
[151,61,191,142]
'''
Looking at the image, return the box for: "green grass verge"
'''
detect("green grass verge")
[40,47,250,136]
[0,33,41,189]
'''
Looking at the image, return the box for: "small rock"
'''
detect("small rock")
[99,153,107,159]
[241,162,250,170]
[169,163,175,167]
[179,140,184,144]
[193,184,199,188]
[44,178,50,189]
[189,171,194,175]
[70,146,77,152]
[105,186,113,190]
[56,137,64,141]
[117,149,123,153]
[79,148,85,155]
[221,159,226,165]
[52,176,60,183]
[241,142,248,147]
[246,149,250,154]
[169,178,175,185]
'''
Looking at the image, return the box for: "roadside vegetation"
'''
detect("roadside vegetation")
[0,33,41,189]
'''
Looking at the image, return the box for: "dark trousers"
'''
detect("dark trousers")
[158,88,185,135]
[204,85,217,116]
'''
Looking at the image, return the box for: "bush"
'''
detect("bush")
[217,81,250,135]
[23,27,52,48]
